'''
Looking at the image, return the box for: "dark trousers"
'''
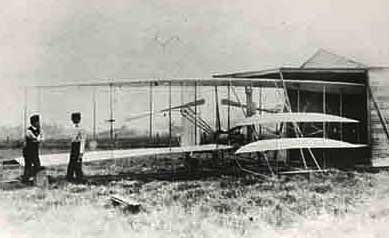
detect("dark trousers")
[66,142,83,180]
[22,146,41,180]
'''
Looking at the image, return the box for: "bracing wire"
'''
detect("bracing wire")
[278,71,321,170]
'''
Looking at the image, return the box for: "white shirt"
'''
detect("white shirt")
[71,124,86,154]
[26,126,44,142]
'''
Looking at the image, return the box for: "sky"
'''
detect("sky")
[1,0,389,131]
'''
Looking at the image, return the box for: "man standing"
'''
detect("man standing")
[66,112,86,182]
[22,114,43,183]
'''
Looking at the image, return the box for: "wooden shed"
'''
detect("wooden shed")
[214,49,389,168]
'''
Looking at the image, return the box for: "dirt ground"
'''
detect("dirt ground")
[1,149,389,238]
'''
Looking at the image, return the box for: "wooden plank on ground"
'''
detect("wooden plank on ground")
[110,195,141,214]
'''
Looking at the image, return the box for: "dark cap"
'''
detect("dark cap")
[30,114,40,124]
[71,112,81,123]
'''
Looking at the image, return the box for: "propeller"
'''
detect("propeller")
[163,98,205,112]
[221,99,281,113]
[126,98,206,121]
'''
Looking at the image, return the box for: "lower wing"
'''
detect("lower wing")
[15,144,232,166]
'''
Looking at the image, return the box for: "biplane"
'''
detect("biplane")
[12,62,367,177]
[11,49,379,177]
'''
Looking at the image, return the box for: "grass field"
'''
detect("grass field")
[1,149,389,238]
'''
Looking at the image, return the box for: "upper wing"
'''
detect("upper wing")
[29,77,364,90]
[15,144,232,166]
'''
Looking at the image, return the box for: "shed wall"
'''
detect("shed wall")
[368,68,389,159]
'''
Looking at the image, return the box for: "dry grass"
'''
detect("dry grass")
[0,148,387,237]
[1,166,387,238]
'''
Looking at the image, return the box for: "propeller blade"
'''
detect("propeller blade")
[255,107,279,113]
[126,98,206,122]
[222,98,279,113]
[126,111,162,121]
[221,99,247,108]
[161,98,205,112]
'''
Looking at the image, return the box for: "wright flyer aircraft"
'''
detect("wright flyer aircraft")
[15,49,389,177]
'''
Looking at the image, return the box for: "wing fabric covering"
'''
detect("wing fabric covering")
[234,112,358,127]
[236,138,365,154]
[15,144,232,166]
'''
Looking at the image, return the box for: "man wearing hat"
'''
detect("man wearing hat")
[22,114,43,182]
[66,112,86,182]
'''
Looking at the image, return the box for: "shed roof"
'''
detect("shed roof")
[301,49,367,69]
[212,50,368,93]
